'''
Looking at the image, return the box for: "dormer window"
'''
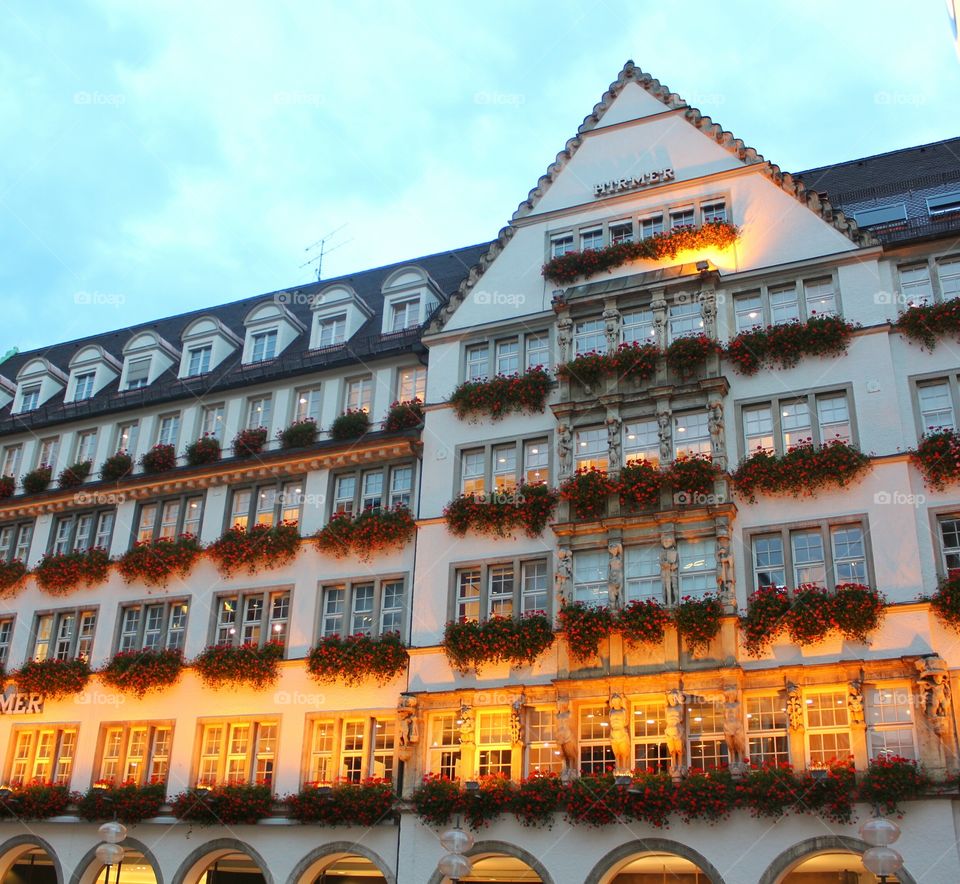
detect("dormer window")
[65,345,121,404]
[251,330,278,363]
[241,301,303,365]
[178,317,239,379]
[126,357,151,390]
[390,298,421,332]
[74,372,96,401]
[20,385,40,412]
[186,346,212,377]
[317,315,346,347]
[308,284,371,349]
[380,267,440,337]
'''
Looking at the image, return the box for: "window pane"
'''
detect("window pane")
[574,551,607,605]
[743,405,774,454]
[792,530,825,585]
[734,293,763,333]
[780,400,811,449]
[918,382,954,432]
[753,535,785,588]
[817,394,851,444]
[770,285,800,324]
[574,319,606,356]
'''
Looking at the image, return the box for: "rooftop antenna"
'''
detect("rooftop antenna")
[300,224,352,281]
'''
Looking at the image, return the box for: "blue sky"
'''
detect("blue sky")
[2,0,959,353]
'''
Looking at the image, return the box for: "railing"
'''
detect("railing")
[868,213,960,245]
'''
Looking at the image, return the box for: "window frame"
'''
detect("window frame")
[96,720,174,786]
[804,688,853,768]
[116,598,190,653]
[0,519,34,563]
[910,371,960,440]
[729,270,843,331]
[328,461,416,517]
[132,493,205,546]
[226,478,305,530]
[318,575,407,639]
[461,329,552,382]
[866,683,917,761]
[455,434,551,495]
[303,713,396,786]
[744,692,790,766]
[448,554,553,623]
[195,716,279,788]
[210,588,291,650]
[8,724,79,787]
[31,606,99,662]
[49,508,116,555]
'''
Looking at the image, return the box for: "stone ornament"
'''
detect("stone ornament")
[848,680,865,726]
[606,415,622,473]
[396,694,420,758]
[708,397,725,465]
[716,533,734,602]
[557,315,573,365]
[657,410,672,464]
[511,695,525,745]
[609,693,632,774]
[699,289,717,339]
[608,541,623,608]
[786,682,804,731]
[915,656,951,736]
[555,547,573,605]
[660,534,679,607]
[458,704,475,745]
[723,688,747,765]
[665,689,686,775]
[557,423,573,479]
[555,700,579,781]
[603,301,620,352]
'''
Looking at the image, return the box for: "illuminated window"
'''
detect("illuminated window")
[429,713,461,779]
[32,609,97,662]
[246,395,272,430]
[805,691,851,767]
[116,421,139,456]
[633,700,670,772]
[118,600,188,652]
[201,403,225,441]
[734,292,763,333]
[678,539,716,598]
[294,386,322,423]
[524,440,549,485]
[623,419,659,467]
[344,376,373,412]
[687,698,727,770]
[477,711,513,777]
[780,399,812,449]
[320,579,406,639]
[455,569,481,622]
[527,709,563,774]
[214,591,289,647]
[575,426,607,471]
[99,723,172,785]
[9,727,77,787]
[135,495,203,544]
[229,480,303,528]
[673,411,711,458]
[197,720,277,787]
[746,695,789,765]
[492,445,517,493]
[453,558,549,621]
[578,704,613,774]
[396,367,426,403]
[867,686,916,760]
[574,318,607,356]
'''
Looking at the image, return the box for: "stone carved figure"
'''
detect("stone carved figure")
[665,689,686,775]
[606,415,622,473]
[396,695,420,753]
[786,682,804,731]
[511,696,525,745]
[657,411,672,464]
[557,315,574,365]
[458,705,475,745]
[847,680,865,726]
[716,535,734,600]
[660,534,680,607]
[699,290,718,339]
[555,700,579,780]
[603,302,620,352]
[916,656,951,734]
[557,424,573,479]
[723,689,747,764]
[609,693,632,774]
[651,294,668,350]
[707,397,725,464]
[555,547,573,605]
[608,541,624,608]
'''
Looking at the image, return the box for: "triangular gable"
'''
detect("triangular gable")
[431,60,873,332]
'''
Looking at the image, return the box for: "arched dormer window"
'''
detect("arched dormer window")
[380,266,442,335]
[119,332,179,392]
[307,284,372,350]
[178,316,242,379]
[241,301,305,365]
[13,358,67,413]
[66,345,121,402]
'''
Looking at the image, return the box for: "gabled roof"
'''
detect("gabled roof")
[431,60,871,332]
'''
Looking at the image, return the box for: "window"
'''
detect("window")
[455,569,481,622]
[939,258,960,300]
[746,695,789,765]
[201,403,225,441]
[749,521,868,591]
[453,558,549,621]
[293,386,322,423]
[461,450,484,495]
[752,535,785,589]
[126,357,151,389]
[197,720,277,787]
[574,319,606,356]
[670,207,695,229]
[1,444,22,478]
[250,330,278,362]
[734,292,763,333]
[9,727,78,787]
[678,539,716,597]
[116,421,139,456]
[805,690,851,767]
[496,339,520,375]
[0,521,33,563]
[938,516,960,574]
[769,284,800,324]
[323,717,395,783]
[33,608,97,661]
[429,713,461,779]
[867,686,916,760]
[230,479,302,529]
[319,579,405,638]
[332,464,413,515]
[51,509,114,554]
[118,600,189,652]
[99,723,172,785]
[817,394,851,443]
[575,427,607,471]
[687,698,727,770]
[74,430,98,465]
[927,191,960,218]
[804,277,837,317]
[527,709,563,774]
[246,395,272,430]
[20,385,40,412]
[640,215,663,239]
[523,440,548,485]
[156,413,180,447]
[674,411,711,459]
[135,495,203,543]
[624,545,661,601]
[185,345,212,377]
[741,389,854,455]
[396,367,426,403]
[701,201,726,223]
[460,439,549,493]
[0,617,13,666]
[853,203,907,228]
[580,228,603,251]
[574,551,607,605]
[899,264,933,304]
[465,344,489,381]
[214,590,289,647]
[317,314,346,347]
[742,405,774,454]
[831,525,867,582]
[36,436,59,469]
[782,399,814,447]
[344,376,373,412]
[390,298,420,332]
[477,711,513,777]
[492,444,517,493]
[578,704,614,774]
[550,234,574,257]
[632,700,670,771]
[610,221,634,244]
[791,530,825,585]
[622,309,655,344]
[917,379,957,434]
[521,560,548,614]
[525,332,550,369]
[668,301,702,341]
[74,372,96,401]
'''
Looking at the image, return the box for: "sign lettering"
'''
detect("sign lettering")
[594,168,675,198]
[0,692,44,715]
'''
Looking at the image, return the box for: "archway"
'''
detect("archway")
[585,839,724,884]
[287,842,394,884]
[173,841,272,884]
[69,838,162,884]
[427,841,553,884]
[759,836,918,884]
[0,837,62,884]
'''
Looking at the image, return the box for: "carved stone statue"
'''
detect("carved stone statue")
[511,696,525,745]
[555,547,573,605]
[716,535,734,601]
[557,315,574,365]
[786,682,804,732]
[396,695,420,756]
[609,693,632,774]
[458,705,475,745]
[657,411,672,464]
[603,301,620,352]
[660,534,680,607]
[699,289,718,339]
[555,700,579,780]
[665,689,686,776]
[707,397,725,465]
[606,415,622,473]
[557,423,573,479]
[651,292,668,350]
[916,656,951,735]
[847,680,865,726]
[723,689,747,764]
[608,541,624,608]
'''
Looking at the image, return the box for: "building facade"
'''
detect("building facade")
[0,62,959,883]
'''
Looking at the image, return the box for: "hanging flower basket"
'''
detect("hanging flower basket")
[893,299,960,350]
[286,780,396,825]
[0,559,28,596]
[931,574,960,632]
[207,522,301,577]
[448,368,552,421]
[725,315,857,375]
[330,409,370,441]
[664,454,722,501]
[673,594,723,653]
[100,451,133,482]
[22,466,52,495]
[14,658,91,699]
[99,648,184,697]
[0,475,14,499]
[185,435,221,466]
[740,585,791,657]
[442,614,554,672]
[384,398,425,432]
[171,784,274,825]
[140,443,176,474]
[617,598,670,647]
[232,426,268,457]
[0,784,73,820]
[557,602,614,661]
[910,429,960,491]
[559,468,618,521]
[77,783,167,823]
[58,460,91,489]
[443,484,558,538]
[618,459,662,510]
[785,584,835,645]
[832,583,885,643]
[34,547,111,595]
[313,506,415,561]
[278,418,319,449]
[117,534,203,587]
[307,632,409,686]
[191,640,284,690]
[665,333,722,377]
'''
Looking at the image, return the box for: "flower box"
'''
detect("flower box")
[313,506,415,561]
[99,648,184,697]
[330,409,370,441]
[140,443,176,474]
[34,547,111,595]
[14,658,91,699]
[58,460,91,489]
[740,585,791,657]
[286,779,395,825]
[100,451,133,482]
[893,298,960,350]
[207,522,301,577]
[725,315,857,375]
[558,468,618,521]
[232,426,268,457]
[0,784,73,820]
[307,632,408,686]
[192,640,284,690]
[22,466,52,495]
[932,573,960,633]
[117,534,202,587]
[77,782,167,823]
[384,398,424,432]
[665,333,722,376]
[185,435,221,466]
[618,459,662,510]
[448,368,552,420]
[278,418,319,449]
[558,342,659,390]
[557,602,614,661]
[442,614,554,672]
[0,475,14,499]
[0,559,28,596]
[443,484,558,538]
[674,594,724,653]
[617,598,670,647]
[910,429,960,490]
[664,453,721,502]
[858,755,930,814]
[171,784,273,825]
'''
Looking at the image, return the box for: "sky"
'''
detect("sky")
[1,0,959,354]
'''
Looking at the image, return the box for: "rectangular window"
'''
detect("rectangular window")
[792,529,826,586]
[805,691,851,767]
[52,510,115,554]
[633,700,670,772]
[701,201,726,223]
[678,539,716,598]
[523,439,549,485]
[687,699,728,770]
[390,298,420,332]
[36,436,59,469]
[453,558,550,621]
[197,719,277,787]
[927,191,960,217]
[853,203,907,228]
[320,579,406,639]
[317,314,346,347]
[1,444,22,479]
[734,292,763,333]
[126,357,151,389]
[321,588,345,637]
[118,600,189,652]
[668,301,702,341]
[455,569,481,622]
[307,718,335,784]
[429,713,461,779]
[899,264,933,305]
[743,405,774,454]
[621,309,655,344]
[578,704,614,774]
[380,580,405,634]
[918,381,955,432]
[574,318,606,356]
[9,727,78,787]
[816,394,851,444]
[623,419,659,467]
[669,207,695,229]
[575,427,608,471]
[117,421,139,456]
[215,591,289,649]
[461,439,548,493]
[495,339,520,375]
[294,387,322,423]
[250,330,278,362]
[527,709,563,774]
[550,234,574,257]
[201,404,225,441]
[0,617,14,666]
[831,525,867,583]
[187,346,212,377]
[135,495,203,543]
[157,414,180,447]
[350,584,375,635]
[0,522,32,563]
[770,284,800,325]
[477,711,513,777]
[624,545,662,602]
[465,344,489,381]
[804,277,837,317]
[487,565,514,618]
[20,385,41,412]
[74,372,96,401]
[867,686,916,760]
[580,228,603,251]
[246,395,272,430]
[396,367,426,403]
[780,399,812,450]
[98,723,172,785]
[574,551,607,605]
[674,411,711,459]
[746,695,789,765]
[752,535,786,588]
[940,516,960,573]
[344,376,373,413]
[640,215,663,239]
[939,258,960,301]
[525,332,550,370]
[609,221,634,244]
[521,560,548,614]
[32,609,97,661]
[492,444,517,493]
[230,480,303,527]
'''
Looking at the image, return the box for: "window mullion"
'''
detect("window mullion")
[479,565,489,620]
[822,524,834,586]
[370,582,383,640]
[782,529,794,587]
[771,397,784,455]
[808,394,821,446]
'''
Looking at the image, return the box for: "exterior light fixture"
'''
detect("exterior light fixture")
[860,813,903,882]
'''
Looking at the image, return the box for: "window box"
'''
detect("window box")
[330,408,371,441]
[673,594,723,653]
[278,418,319,449]
[232,426,268,458]
[0,475,14,499]
[383,398,424,432]
[910,428,960,490]
[558,342,658,390]
[185,435,221,466]
[191,640,284,690]
[0,784,73,821]
[100,451,133,482]
[77,782,166,823]
[14,657,91,699]
[57,460,91,489]
[664,454,721,502]
[22,466,52,495]
[558,469,619,521]
[313,506,415,561]
[442,613,554,672]
[140,443,176,475]
[306,632,408,686]
[443,484,558,539]
[894,298,960,350]
[0,559,27,595]
[448,367,552,421]
[857,755,930,815]
[557,602,615,661]
[725,316,856,375]
[618,460,662,510]
[98,648,184,698]
[117,535,202,588]
[286,781,395,825]
[617,598,670,648]
[664,333,722,376]
[930,573,960,633]
[739,585,791,657]
[207,522,301,577]
[171,784,273,824]
[34,547,111,595]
